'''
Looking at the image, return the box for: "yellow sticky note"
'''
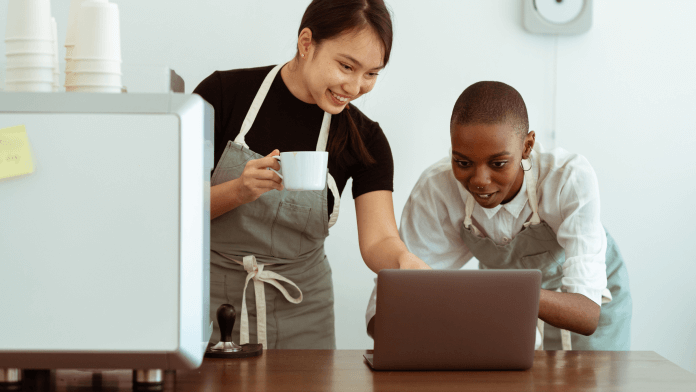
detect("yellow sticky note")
[0,125,35,180]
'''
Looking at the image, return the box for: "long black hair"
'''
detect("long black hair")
[298,0,393,166]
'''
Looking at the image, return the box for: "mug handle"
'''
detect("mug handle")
[268,155,283,180]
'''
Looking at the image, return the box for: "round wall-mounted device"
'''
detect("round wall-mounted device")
[523,0,592,35]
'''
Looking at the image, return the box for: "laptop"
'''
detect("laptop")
[364,269,541,370]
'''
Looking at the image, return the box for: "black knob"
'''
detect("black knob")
[217,304,236,343]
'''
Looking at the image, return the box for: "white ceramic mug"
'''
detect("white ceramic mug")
[270,151,328,191]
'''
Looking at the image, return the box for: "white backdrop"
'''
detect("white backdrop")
[1,0,694,374]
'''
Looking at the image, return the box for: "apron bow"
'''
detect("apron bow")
[235,255,304,347]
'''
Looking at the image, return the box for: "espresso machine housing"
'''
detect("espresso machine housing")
[0,92,213,369]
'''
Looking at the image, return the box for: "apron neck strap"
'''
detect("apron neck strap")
[315,111,332,152]
[232,63,340,227]
[234,64,332,152]
[463,188,476,229]
[522,154,541,225]
[234,64,283,148]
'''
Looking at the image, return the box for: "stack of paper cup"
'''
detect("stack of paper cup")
[65,0,122,93]
[64,0,88,84]
[4,0,55,92]
[51,17,60,92]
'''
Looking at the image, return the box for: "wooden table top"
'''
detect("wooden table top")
[34,350,696,391]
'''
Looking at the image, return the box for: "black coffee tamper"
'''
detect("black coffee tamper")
[205,304,263,358]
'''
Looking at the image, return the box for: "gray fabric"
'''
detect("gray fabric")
[207,64,337,349]
[210,141,329,265]
[210,256,335,349]
[459,182,632,351]
[209,142,336,349]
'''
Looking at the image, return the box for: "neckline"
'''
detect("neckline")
[276,63,324,112]
[479,175,529,220]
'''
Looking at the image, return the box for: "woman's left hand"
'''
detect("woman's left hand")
[397,252,431,270]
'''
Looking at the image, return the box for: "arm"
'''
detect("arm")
[355,191,430,272]
[368,276,601,339]
[398,167,474,270]
[538,290,600,336]
[367,316,376,339]
[363,162,474,338]
[210,150,283,220]
[194,71,284,220]
[211,180,244,220]
[359,191,426,340]
[540,154,608,335]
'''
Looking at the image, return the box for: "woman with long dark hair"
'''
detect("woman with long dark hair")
[194,0,429,349]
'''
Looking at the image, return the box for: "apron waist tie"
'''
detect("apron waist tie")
[214,252,303,347]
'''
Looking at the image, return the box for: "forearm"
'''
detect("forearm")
[538,289,600,336]
[360,236,410,273]
[210,179,243,220]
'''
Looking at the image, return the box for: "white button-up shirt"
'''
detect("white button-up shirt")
[366,144,610,326]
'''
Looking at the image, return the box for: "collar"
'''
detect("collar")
[458,174,529,220]
[498,176,529,219]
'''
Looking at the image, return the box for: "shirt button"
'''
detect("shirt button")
[502,237,510,244]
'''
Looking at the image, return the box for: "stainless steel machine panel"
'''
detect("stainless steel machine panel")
[0,92,213,369]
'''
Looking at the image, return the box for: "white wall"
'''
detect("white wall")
[2,0,695,374]
[555,1,696,375]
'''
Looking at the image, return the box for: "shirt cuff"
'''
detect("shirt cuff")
[561,256,608,306]
[561,279,615,307]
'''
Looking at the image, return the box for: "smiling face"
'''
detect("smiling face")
[296,27,385,114]
[451,122,535,208]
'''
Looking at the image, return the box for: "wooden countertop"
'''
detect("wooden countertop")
[24,350,696,391]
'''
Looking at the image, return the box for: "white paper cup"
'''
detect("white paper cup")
[65,72,122,87]
[69,59,122,73]
[73,1,121,61]
[52,17,59,75]
[65,46,75,84]
[5,39,54,55]
[5,67,55,83]
[270,152,329,191]
[65,59,77,73]
[6,53,55,68]
[65,0,107,47]
[5,0,53,41]
[5,81,53,92]
[65,45,75,59]
[65,85,122,93]
[65,0,86,47]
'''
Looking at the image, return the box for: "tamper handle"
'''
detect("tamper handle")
[217,304,236,343]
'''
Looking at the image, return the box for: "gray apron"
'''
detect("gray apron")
[209,64,341,349]
[459,154,632,350]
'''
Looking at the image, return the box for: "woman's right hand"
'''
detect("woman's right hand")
[398,252,432,270]
[231,149,284,205]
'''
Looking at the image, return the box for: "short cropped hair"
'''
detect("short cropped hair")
[450,81,529,138]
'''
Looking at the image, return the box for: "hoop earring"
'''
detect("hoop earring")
[520,157,533,172]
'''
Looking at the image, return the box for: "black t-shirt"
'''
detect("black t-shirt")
[193,65,394,216]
